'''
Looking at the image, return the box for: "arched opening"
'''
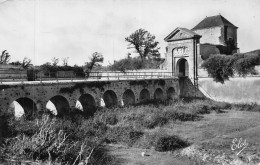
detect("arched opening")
[103,90,118,108]
[139,89,150,103]
[122,89,135,106]
[46,95,70,117]
[167,87,175,100]
[154,88,164,100]
[10,97,37,120]
[176,58,189,77]
[76,93,97,116]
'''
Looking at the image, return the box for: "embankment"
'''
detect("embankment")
[198,76,260,104]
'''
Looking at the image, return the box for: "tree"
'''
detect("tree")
[21,57,32,69]
[51,57,59,66]
[62,57,69,66]
[0,50,11,64]
[84,52,104,77]
[125,29,160,62]
[10,57,32,69]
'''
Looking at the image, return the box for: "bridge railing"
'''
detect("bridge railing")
[87,71,173,80]
[0,71,174,83]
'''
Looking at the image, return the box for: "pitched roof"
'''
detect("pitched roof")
[164,27,201,42]
[192,15,238,30]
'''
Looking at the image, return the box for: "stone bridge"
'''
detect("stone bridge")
[0,78,179,119]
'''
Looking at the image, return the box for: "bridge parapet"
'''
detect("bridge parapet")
[1,71,174,83]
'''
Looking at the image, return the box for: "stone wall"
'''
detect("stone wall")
[0,64,27,81]
[179,77,205,98]
[198,77,260,104]
[193,26,223,45]
[226,26,237,47]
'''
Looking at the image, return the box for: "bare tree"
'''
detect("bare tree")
[125,29,160,62]
[51,57,59,66]
[62,57,69,66]
[0,50,11,64]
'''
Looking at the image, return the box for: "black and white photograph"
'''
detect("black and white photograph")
[0,0,260,164]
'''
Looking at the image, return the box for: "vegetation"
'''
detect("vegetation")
[0,50,11,64]
[0,99,232,164]
[202,49,260,83]
[84,52,104,77]
[125,29,160,62]
[39,62,85,77]
[109,56,163,72]
[2,98,260,164]
[10,57,33,69]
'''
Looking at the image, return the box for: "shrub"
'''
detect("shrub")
[155,135,189,152]
[162,107,198,121]
[201,54,236,83]
[201,50,260,83]
[140,113,168,129]
[105,126,143,146]
[233,103,260,112]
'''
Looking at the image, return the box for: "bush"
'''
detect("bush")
[233,103,260,112]
[201,50,260,83]
[141,113,168,129]
[201,54,236,83]
[105,126,143,146]
[155,135,189,152]
[108,57,163,72]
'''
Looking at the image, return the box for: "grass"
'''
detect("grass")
[1,98,259,164]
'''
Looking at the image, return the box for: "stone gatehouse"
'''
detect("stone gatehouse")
[162,15,239,79]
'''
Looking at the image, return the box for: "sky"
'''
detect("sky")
[0,0,259,66]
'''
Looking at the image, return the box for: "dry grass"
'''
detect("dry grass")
[2,99,260,164]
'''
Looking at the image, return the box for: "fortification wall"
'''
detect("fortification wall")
[198,77,260,104]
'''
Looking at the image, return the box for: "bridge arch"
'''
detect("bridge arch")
[176,58,189,77]
[46,95,70,117]
[122,89,135,106]
[154,88,164,100]
[167,87,175,100]
[76,93,97,116]
[103,90,118,108]
[139,89,150,103]
[10,97,38,120]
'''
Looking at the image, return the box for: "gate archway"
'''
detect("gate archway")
[176,58,189,77]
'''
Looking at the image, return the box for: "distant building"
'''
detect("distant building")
[0,64,27,81]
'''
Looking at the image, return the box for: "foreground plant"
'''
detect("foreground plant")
[1,115,97,164]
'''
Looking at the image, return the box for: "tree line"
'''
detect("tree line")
[1,28,162,79]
